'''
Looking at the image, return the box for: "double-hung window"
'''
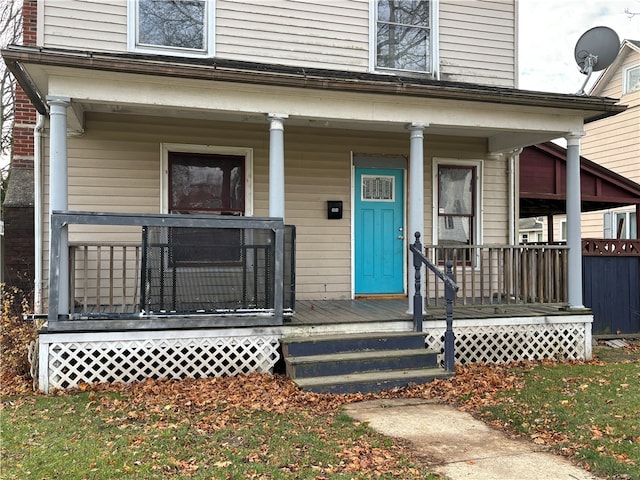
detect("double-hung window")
[128,0,214,56]
[623,64,640,95]
[375,0,432,73]
[434,160,481,265]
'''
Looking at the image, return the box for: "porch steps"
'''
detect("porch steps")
[280,332,452,394]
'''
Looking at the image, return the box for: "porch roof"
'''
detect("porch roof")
[519,142,640,217]
[2,45,627,153]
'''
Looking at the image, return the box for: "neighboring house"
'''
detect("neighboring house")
[547,40,640,240]
[582,39,639,240]
[519,142,640,335]
[518,217,543,244]
[2,0,626,392]
[520,142,640,244]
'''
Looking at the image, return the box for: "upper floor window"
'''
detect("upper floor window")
[128,0,215,57]
[375,0,432,73]
[623,64,640,95]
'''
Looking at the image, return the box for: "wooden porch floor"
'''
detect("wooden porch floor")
[289,299,576,325]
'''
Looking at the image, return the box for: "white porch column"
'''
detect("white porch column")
[566,131,585,309]
[407,123,426,314]
[268,114,288,220]
[48,96,71,315]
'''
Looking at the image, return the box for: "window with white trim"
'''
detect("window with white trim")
[161,144,253,215]
[375,0,433,73]
[160,144,254,266]
[128,0,215,56]
[623,64,640,95]
[433,159,482,264]
[604,211,637,239]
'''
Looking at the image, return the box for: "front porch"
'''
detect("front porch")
[35,296,593,393]
[32,210,592,393]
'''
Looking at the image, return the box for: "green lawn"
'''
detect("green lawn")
[2,343,639,479]
[479,355,640,478]
[1,376,439,480]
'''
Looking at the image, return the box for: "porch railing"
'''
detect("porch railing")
[411,233,459,372]
[50,211,294,331]
[69,242,142,314]
[423,243,568,305]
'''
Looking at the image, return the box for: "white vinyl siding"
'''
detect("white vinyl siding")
[581,50,640,239]
[215,0,370,70]
[42,0,128,52]
[42,113,501,303]
[40,0,517,86]
[439,0,516,86]
[582,53,640,183]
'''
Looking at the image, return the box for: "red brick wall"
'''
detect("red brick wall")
[11,0,38,169]
[3,0,39,295]
[22,0,37,46]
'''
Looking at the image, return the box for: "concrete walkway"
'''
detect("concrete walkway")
[343,398,602,480]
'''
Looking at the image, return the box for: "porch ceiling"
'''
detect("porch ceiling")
[3,46,627,153]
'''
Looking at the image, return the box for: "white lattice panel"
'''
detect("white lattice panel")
[425,321,589,365]
[44,335,280,391]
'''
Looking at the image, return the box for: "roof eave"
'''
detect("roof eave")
[2,45,627,120]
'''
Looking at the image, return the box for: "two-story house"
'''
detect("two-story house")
[2,0,625,393]
[582,39,639,239]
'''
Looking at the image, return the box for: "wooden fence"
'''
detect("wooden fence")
[582,239,640,334]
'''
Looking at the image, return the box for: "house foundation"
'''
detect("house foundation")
[32,308,593,393]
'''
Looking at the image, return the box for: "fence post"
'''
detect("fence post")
[444,260,456,372]
[412,232,423,332]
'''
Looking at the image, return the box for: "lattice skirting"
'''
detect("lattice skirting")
[423,315,593,365]
[37,330,281,393]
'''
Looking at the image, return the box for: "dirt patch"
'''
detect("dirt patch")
[592,338,640,363]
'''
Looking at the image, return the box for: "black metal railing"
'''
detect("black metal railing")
[49,211,294,331]
[410,232,459,372]
[140,225,296,314]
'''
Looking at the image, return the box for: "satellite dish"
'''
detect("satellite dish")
[574,26,620,95]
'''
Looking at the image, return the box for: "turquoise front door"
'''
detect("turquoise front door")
[355,168,405,294]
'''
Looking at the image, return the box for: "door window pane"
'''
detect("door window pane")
[362,175,395,201]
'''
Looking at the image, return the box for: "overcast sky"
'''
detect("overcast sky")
[518,0,640,94]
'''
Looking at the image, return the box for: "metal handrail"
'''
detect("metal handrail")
[410,232,459,372]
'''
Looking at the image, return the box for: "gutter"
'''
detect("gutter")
[33,112,45,314]
[1,46,627,122]
[4,56,48,116]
